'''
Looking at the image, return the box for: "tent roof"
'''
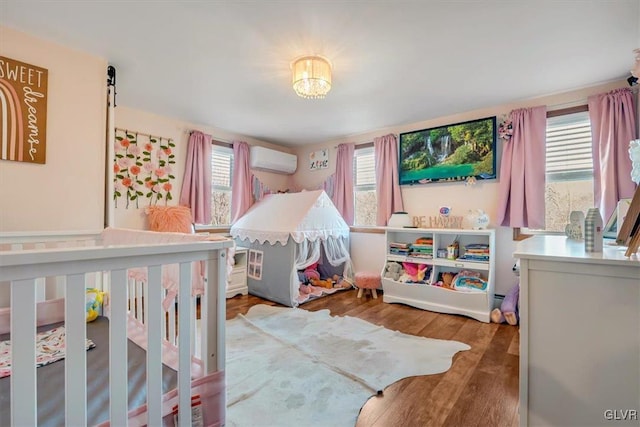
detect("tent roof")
[230,190,349,245]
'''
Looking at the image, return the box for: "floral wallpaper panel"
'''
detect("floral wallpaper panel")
[113,129,176,208]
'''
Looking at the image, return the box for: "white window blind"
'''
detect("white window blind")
[209,144,233,226]
[354,147,375,189]
[353,146,377,226]
[546,111,593,182]
[211,146,233,189]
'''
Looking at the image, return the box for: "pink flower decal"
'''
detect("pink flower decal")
[129,145,141,156]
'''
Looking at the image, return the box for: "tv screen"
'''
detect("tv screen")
[398,116,497,185]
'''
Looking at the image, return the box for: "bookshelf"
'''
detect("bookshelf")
[381,227,495,322]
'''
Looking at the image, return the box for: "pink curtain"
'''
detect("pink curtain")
[230,141,253,223]
[374,134,404,225]
[496,106,547,228]
[588,88,637,222]
[179,131,212,224]
[332,143,355,225]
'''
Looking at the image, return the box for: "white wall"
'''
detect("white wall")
[114,106,296,230]
[0,26,107,232]
[293,80,627,295]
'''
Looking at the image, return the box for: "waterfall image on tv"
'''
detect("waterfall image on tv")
[399,116,497,185]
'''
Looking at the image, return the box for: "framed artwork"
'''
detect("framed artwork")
[309,149,329,170]
[0,56,48,164]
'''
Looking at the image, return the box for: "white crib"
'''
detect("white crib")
[0,229,233,426]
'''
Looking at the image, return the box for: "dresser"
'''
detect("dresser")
[514,236,640,426]
[226,247,248,299]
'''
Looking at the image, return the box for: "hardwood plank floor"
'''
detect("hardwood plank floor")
[226,290,519,427]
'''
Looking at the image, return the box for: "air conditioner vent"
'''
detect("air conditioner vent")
[249,146,297,174]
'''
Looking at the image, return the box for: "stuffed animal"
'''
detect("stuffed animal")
[331,275,352,289]
[337,278,353,289]
[383,262,403,281]
[310,278,334,289]
[490,261,520,325]
[441,272,455,289]
[401,262,427,282]
[304,262,320,281]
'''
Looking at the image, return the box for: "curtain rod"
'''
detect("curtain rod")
[115,127,172,142]
[189,130,232,147]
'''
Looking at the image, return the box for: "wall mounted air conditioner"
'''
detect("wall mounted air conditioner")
[249,146,298,174]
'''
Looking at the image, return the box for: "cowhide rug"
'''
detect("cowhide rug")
[225,304,469,426]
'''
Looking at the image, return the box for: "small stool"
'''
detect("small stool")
[355,272,381,299]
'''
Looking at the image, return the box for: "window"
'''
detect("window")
[247,249,263,280]
[210,144,233,226]
[525,109,594,234]
[353,146,377,226]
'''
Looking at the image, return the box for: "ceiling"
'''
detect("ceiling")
[2,1,639,147]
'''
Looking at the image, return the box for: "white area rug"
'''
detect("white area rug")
[225,304,470,427]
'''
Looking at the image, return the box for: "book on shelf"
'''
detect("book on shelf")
[389,248,410,256]
[409,254,433,259]
[389,242,411,249]
[457,255,490,262]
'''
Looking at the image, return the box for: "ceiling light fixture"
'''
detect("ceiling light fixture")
[291,55,332,99]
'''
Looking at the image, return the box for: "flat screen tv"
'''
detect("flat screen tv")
[398,116,497,185]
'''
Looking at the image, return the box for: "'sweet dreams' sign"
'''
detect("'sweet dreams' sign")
[0,56,48,164]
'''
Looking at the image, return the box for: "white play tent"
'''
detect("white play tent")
[230,190,354,307]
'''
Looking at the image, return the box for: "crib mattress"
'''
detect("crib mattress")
[0,317,178,426]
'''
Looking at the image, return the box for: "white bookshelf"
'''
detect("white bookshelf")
[381,227,495,322]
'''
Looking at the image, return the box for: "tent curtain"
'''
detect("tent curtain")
[323,236,353,280]
[179,131,212,224]
[230,141,253,224]
[294,239,322,272]
[374,133,404,225]
[588,88,637,222]
[332,143,355,225]
[496,105,547,229]
[290,236,354,305]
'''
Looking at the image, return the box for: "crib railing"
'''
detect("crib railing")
[0,231,103,303]
[0,238,232,426]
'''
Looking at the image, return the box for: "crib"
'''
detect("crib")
[0,229,234,426]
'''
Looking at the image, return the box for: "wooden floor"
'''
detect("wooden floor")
[226,289,520,427]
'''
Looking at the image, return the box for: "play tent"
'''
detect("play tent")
[230,190,354,307]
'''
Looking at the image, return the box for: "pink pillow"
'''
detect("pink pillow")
[145,205,193,233]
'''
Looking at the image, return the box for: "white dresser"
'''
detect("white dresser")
[226,247,248,299]
[515,236,640,426]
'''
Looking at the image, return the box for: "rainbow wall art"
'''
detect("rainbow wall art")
[0,56,48,164]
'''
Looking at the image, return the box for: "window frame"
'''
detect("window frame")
[353,142,378,227]
[194,140,234,232]
[514,104,592,240]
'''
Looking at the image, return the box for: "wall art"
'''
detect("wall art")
[0,56,48,164]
